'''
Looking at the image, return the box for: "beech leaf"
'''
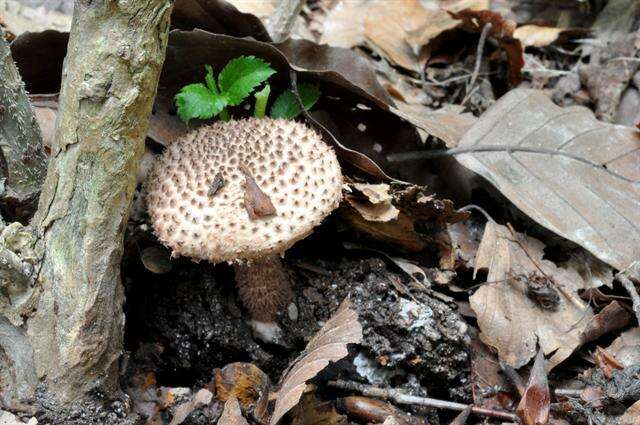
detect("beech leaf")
[455,88,640,270]
[270,299,363,425]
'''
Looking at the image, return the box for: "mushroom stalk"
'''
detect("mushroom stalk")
[233,254,293,322]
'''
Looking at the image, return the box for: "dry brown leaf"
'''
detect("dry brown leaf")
[392,103,477,148]
[240,164,276,219]
[470,330,514,412]
[605,327,640,367]
[620,399,640,425]
[340,185,467,253]
[513,25,585,48]
[456,88,640,271]
[470,221,593,369]
[516,349,550,425]
[218,397,249,425]
[345,183,399,222]
[579,301,630,345]
[270,299,363,425]
[320,0,488,72]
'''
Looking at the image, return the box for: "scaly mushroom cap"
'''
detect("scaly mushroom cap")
[145,118,342,263]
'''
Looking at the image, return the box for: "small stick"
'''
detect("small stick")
[616,262,640,325]
[462,22,492,105]
[328,380,517,422]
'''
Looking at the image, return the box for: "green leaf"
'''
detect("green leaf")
[253,84,271,118]
[175,83,227,123]
[218,56,276,106]
[270,83,321,119]
[204,65,218,94]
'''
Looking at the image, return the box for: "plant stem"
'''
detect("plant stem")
[220,107,230,121]
[254,84,271,118]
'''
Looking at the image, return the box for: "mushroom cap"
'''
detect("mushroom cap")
[145,118,343,263]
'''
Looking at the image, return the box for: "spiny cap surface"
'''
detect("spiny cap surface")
[145,118,342,263]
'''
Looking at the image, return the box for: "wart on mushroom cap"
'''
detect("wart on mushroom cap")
[145,118,343,340]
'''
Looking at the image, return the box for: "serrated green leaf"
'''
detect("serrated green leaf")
[218,56,276,106]
[270,83,321,119]
[175,83,227,123]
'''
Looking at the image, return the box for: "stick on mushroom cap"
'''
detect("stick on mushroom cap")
[145,118,342,263]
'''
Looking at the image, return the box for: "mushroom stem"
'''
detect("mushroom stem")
[233,254,293,322]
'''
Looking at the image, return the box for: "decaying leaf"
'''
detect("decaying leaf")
[620,399,640,425]
[319,0,489,72]
[579,301,630,345]
[218,397,249,425]
[470,329,514,412]
[470,221,594,369]
[240,164,276,219]
[341,184,467,253]
[270,299,363,425]
[516,349,550,425]
[594,346,625,379]
[344,183,399,222]
[455,88,640,271]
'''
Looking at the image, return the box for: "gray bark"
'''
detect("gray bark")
[0,0,173,406]
[0,28,47,212]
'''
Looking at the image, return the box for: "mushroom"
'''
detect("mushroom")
[145,118,342,341]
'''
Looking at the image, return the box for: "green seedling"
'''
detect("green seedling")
[175,55,321,123]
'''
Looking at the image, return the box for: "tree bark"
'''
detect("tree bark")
[0,28,47,218]
[0,0,173,406]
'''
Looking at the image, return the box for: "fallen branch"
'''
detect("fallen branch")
[328,380,518,422]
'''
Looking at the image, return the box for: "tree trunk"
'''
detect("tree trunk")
[0,0,173,406]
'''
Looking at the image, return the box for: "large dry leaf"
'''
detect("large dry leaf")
[319,0,488,72]
[470,222,594,369]
[605,327,640,367]
[270,299,362,425]
[456,89,640,270]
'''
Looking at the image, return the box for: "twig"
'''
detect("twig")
[328,380,518,422]
[554,388,584,398]
[616,262,640,325]
[462,22,492,105]
[267,0,306,43]
[385,145,636,184]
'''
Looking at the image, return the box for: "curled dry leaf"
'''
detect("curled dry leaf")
[340,184,467,253]
[218,397,249,425]
[455,88,640,270]
[270,299,363,425]
[579,301,630,345]
[470,221,594,369]
[516,349,550,425]
[240,164,276,219]
[344,183,399,222]
[449,9,524,86]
